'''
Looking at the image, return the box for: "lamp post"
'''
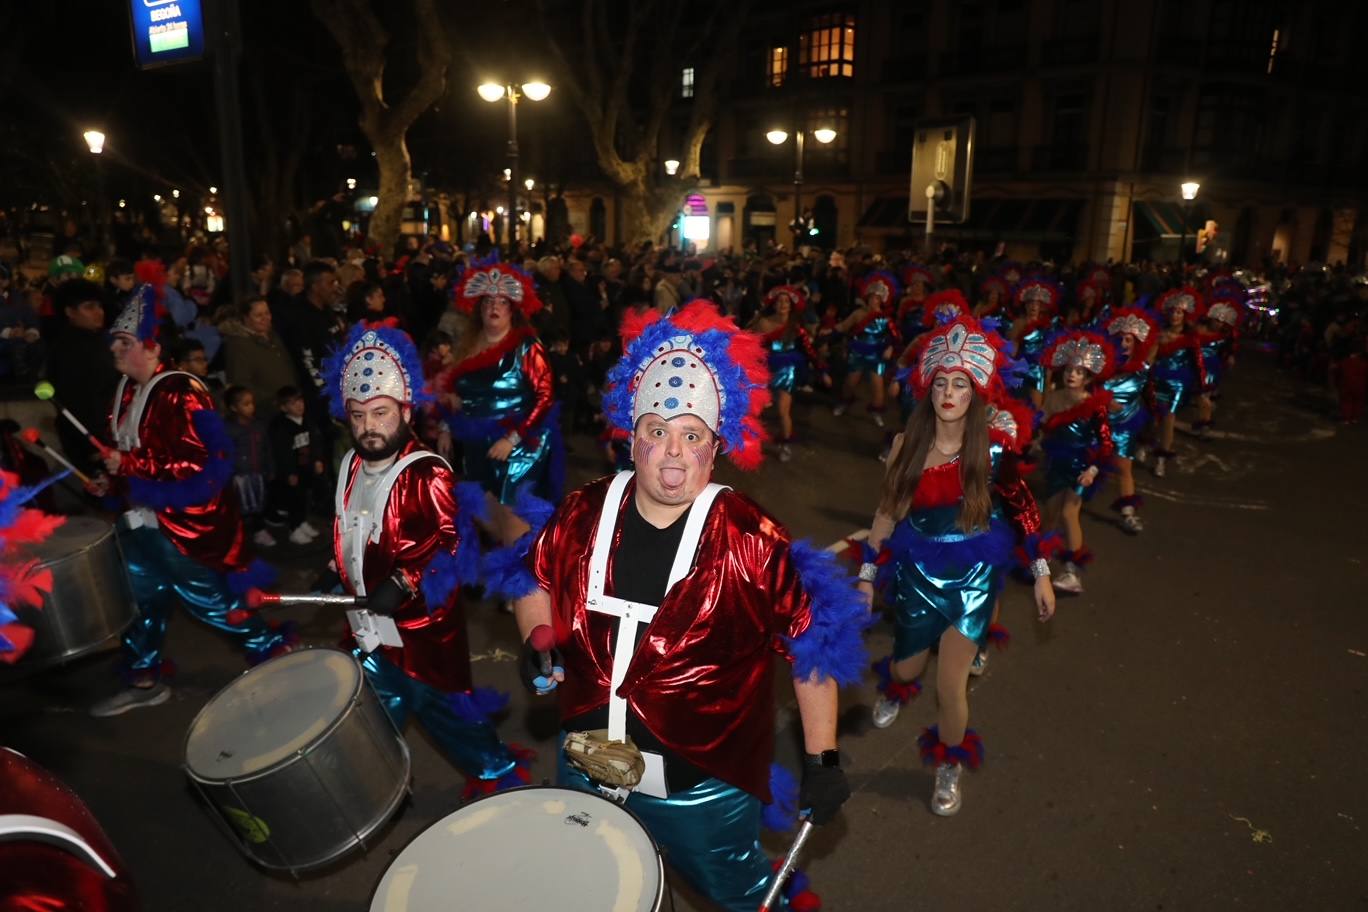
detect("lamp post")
[83,129,107,256]
[767,125,837,242]
[1179,180,1200,266]
[478,80,550,253]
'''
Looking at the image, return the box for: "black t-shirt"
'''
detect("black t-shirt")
[563,495,711,793]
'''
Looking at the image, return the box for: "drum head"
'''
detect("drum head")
[370,786,662,912]
[185,648,361,781]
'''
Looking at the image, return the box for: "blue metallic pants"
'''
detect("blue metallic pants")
[118,525,284,675]
[557,746,782,912]
[362,651,517,783]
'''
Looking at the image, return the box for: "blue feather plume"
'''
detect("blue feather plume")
[481,486,557,600]
[878,517,1016,588]
[447,686,510,724]
[785,539,873,687]
[762,762,799,832]
[420,482,489,607]
[126,408,234,510]
[322,321,433,421]
[228,558,277,596]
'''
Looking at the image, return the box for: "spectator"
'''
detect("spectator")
[266,385,323,544]
[249,254,276,297]
[269,267,305,334]
[102,259,136,324]
[652,262,683,314]
[282,261,345,418]
[170,337,223,410]
[345,279,388,324]
[565,257,605,355]
[223,385,275,547]
[0,267,41,379]
[45,279,118,475]
[535,255,570,337]
[220,295,302,419]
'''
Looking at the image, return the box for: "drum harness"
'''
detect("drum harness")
[334,448,451,652]
[567,470,728,805]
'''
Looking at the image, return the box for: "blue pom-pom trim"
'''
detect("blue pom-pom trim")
[878,517,1015,588]
[126,409,234,510]
[762,762,800,833]
[785,539,873,687]
[447,686,510,724]
[228,558,277,597]
[481,486,556,601]
[420,481,490,608]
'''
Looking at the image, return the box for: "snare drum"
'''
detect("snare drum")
[0,516,137,672]
[370,786,663,912]
[184,648,410,875]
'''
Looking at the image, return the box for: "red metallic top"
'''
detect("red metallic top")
[111,366,248,574]
[332,438,472,693]
[529,474,814,801]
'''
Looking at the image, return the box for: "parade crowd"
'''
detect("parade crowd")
[3,222,1365,911]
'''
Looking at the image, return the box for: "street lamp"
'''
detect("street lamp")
[1179,180,1200,265]
[663,159,680,176]
[767,124,837,241]
[524,177,535,191]
[83,129,107,255]
[477,80,551,251]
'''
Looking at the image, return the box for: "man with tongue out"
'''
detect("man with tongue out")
[502,300,868,911]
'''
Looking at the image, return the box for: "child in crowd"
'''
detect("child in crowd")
[223,385,275,547]
[266,385,324,544]
[171,337,224,410]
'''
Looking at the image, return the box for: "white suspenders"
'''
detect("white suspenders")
[583,471,728,745]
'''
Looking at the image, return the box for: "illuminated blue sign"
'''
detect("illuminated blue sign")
[128,0,205,69]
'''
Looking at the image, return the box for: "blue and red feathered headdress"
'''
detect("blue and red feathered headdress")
[1156,286,1205,322]
[902,263,935,290]
[1041,329,1115,382]
[110,260,169,347]
[857,270,900,308]
[322,319,433,421]
[913,313,1015,401]
[764,284,807,312]
[1014,278,1061,315]
[0,471,66,664]
[603,299,771,469]
[455,265,543,318]
[1105,307,1159,345]
[921,289,972,327]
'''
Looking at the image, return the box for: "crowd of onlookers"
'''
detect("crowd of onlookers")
[1,224,1364,545]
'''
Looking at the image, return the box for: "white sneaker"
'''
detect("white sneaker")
[969,649,988,677]
[871,412,885,428]
[90,683,171,718]
[833,402,849,417]
[1154,457,1167,478]
[871,696,902,729]
[299,520,321,537]
[931,763,963,816]
[779,443,792,462]
[1121,511,1144,534]
[1134,445,1149,464]
[1052,565,1083,594]
[252,529,277,547]
[288,526,314,545]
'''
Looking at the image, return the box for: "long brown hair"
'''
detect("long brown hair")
[878,390,992,532]
[452,301,526,363]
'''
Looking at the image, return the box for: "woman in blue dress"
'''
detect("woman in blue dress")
[858,314,1056,816]
[834,270,902,428]
[1008,279,1061,409]
[750,284,827,461]
[1101,307,1159,534]
[1192,282,1244,437]
[1149,287,1204,478]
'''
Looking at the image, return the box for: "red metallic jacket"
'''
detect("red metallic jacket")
[110,366,248,574]
[530,475,814,801]
[332,438,472,693]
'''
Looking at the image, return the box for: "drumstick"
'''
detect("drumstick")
[18,428,93,485]
[34,381,113,457]
[227,589,367,626]
[757,818,815,912]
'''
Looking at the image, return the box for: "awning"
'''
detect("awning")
[858,196,1083,241]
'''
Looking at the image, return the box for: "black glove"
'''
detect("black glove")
[519,635,565,695]
[365,575,409,616]
[799,762,850,826]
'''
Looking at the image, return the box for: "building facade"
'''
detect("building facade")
[555,0,1368,267]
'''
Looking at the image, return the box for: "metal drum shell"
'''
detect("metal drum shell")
[183,648,411,875]
[3,516,137,672]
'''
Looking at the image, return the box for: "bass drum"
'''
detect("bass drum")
[369,786,664,912]
[0,516,137,674]
[184,648,410,875]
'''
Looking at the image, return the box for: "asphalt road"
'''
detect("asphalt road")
[3,350,1365,911]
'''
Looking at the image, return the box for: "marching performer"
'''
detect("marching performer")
[862,314,1056,816]
[834,270,902,427]
[503,301,866,911]
[90,274,288,718]
[1038,331,1116,594]
[1193,283,1244,437]
[1101,308,1159,533]
[1150,287,1205,478]
[1008,279,1061,409]
[440,264,561,544]
[974,274,1011,318]
[751,284,828,462]
[323,320,530,796]
[897,263,935,342]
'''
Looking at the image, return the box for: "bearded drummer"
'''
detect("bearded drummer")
[90,271,291,718]
[323,320,531,797]
[501,300,866,911]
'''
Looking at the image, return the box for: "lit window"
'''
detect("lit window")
[799,13,856,79]
[1267,28,1280,75]
[769,46,788,87]
[681,66,695,98]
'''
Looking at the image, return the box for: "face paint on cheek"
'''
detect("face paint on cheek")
[633,439,657,465]
[689,442,712,470]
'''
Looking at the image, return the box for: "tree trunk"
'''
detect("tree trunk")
[370,136,410,258]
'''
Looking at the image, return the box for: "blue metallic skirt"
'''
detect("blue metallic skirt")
[767,350,805,393]
[847,340,888,376]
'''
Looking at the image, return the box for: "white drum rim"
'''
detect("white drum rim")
[366,784,666,912]
[182,647,365,784]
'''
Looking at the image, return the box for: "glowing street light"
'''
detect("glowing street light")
[765,126,839,240]
[664,159,680,176]
[346,177,357,190]
[172,189,181,199]
[1180,181,1201,201]
[1179,180,1201,265]
[524,177,535,191]
[477,82,506,102]
[521,81,551,101]
[209,185,218,195]
[477,80,552,250]
[766,129,789,146]
[83,130,106,154]
[153,194,162,202]
[812,127,837,145]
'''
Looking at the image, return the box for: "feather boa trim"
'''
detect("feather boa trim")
[878,517,1016,587]
[462,744,535,799]
[785,540,873,687]
[227,558,278,597]
[419,481,489,607]
[482,487,555,600]
[441,326,539,386]
[918,725,984,769]
[1014,531,1065,568]
[1041,389,1113,434]
[126,408,234,510]
[446,686,509,724]
[872,656,922,703]
[771,859,823,911]
[1059,547,1094,567]
[762,763,800,832]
